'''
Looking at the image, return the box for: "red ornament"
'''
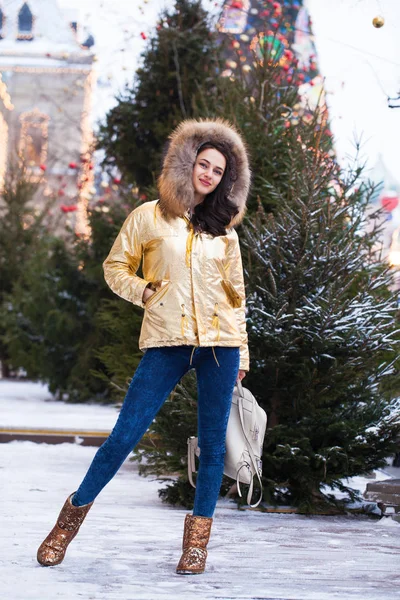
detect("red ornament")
[69,162,78,169]
[140,194,147,201]
[231,1,244,8]
[113,177,121,184]
[39,164,47,171]
[140,32,147,40]
[88,163,94,170]
[381,195,399,212]
[61,204,78,213]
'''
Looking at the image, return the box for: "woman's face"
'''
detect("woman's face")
[192,148,226,198]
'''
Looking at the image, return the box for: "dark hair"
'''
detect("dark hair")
[191,141,239,237]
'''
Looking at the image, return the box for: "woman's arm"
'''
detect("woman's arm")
[226,230,250,372]
[103,210,150,309]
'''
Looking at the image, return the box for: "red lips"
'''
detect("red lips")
[199,179,211,186]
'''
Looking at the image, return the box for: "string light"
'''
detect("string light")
[0,66,92,74]
[0,112,8,193]
[0,73,14,110]
[75,70,96,237]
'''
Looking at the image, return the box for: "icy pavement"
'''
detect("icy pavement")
[1,440,399,600]
[1,381,400,599]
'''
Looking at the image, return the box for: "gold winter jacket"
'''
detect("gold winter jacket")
[103,199,250,370]
[103,119,251,371]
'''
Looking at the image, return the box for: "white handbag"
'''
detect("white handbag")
[187,380,267,508]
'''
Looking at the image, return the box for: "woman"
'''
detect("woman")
[37,118,251,575]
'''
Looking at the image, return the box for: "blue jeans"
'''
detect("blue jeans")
[72,345,240,517]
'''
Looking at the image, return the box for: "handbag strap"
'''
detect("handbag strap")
[187,436,197,489]
[237,390,264,508]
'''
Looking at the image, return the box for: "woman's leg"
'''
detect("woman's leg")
[72,347,191,506]
[193,346,240,517]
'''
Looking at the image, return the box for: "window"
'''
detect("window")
[17,3,34,40]
[0,6,5,39]
[19,109,49,168]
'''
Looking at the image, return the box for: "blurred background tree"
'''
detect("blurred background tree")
[1,184,144,402]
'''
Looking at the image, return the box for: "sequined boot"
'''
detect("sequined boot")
[176,514,213,575]
[37,492,93,566]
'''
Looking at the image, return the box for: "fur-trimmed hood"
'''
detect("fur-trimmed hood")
[157,118,251,228]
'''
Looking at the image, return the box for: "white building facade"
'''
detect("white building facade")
[0,0,95,234]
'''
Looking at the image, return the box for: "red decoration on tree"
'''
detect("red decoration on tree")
[39,164,47,171]
[381,195,399,212]
[140,32,147,40]
[69,162,78,169]
[113,177,121,184]
[61,204,78,213]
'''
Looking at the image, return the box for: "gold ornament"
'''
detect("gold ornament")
[372,16,385,28]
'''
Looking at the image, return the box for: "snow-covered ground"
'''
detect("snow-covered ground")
[1,381,400,599]
[0,380,118,431]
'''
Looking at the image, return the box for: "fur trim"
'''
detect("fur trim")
[158,118,251,228]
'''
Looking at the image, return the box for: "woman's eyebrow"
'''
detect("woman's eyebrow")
[199,158,224,171]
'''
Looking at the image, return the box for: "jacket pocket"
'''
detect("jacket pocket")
[145,280,171,309]
[221,279,242,309]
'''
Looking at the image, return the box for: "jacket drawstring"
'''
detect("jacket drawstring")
[211,346,220,367]
[181,304,189,336]
[190,345,196,366]
[189,345,219,367]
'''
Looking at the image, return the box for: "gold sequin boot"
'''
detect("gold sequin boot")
[176,514,213,575]
[37,492,93,566]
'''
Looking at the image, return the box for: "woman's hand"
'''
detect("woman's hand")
[142,287,155,305]
[237,369,247,383]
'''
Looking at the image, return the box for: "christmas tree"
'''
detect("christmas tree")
[97,0,221,190]
[240,125,400,510]
[129,6,400,511]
